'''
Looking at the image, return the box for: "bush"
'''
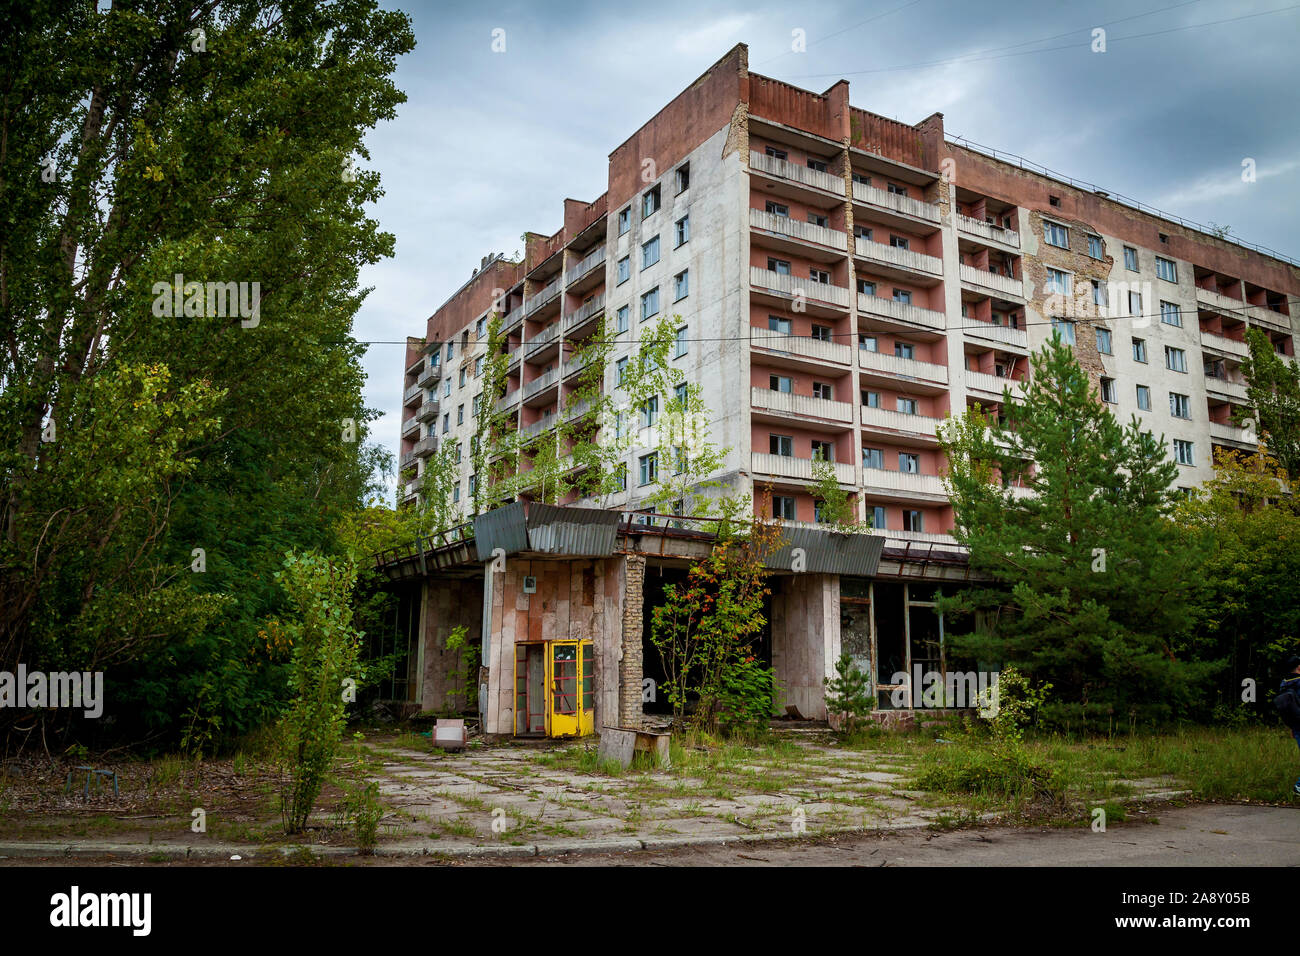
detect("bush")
[825,652,874,735]
[716,656,777,739]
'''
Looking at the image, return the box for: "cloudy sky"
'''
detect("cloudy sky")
[355,0,1300,500]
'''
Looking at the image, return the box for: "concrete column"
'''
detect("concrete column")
[619,553,646,728]
[770,573,840,719]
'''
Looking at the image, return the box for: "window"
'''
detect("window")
[441,413,449,434]
[770,375,792,393]
[616,305,629,333]
[476,317,486,338]
[1044,221,1069,248]
[674,381,689,405]
[640,287,659,321]
[1048,195,1061,208]
[1132,338,1147,363]
[452,484,460,503]
[857,279,876,296]
[673,270,689,302]
[1165,346,1186,372]
[773,495,796,520]
[456,404,464,425]
[1156,256,1177,282]
[810,323,831,342]
[889,235,910,251]
[859,334,878,352]
[474,356,484,377]
[675,215,689,247]
[887,183,908,198]
[852,172,871,187]
[811,439,834,462]
[472,395,481,418]
[1092,279,1107,308]
[807,157,828,172]
[614,462,627,491]
[617,206,631,235]
[1100,377,1116,403]
[459,367,467,387]
[641,235,660,270]
[807,212,829,228]
[871,505,887,529]
[863,447,884,469]
[675,163,690,193]
[639,452,658,485]
[1136,385,1151,411]
[641,184,660,219]
[812,381,833,400]
[768,315,791,335]
[765,200,789,217]
[1123,246,1138,271]
[765,145,788,161]
[809,268,830,284]
[640,395,658,427]
[443,379,451,398]
[1045,267,1072,296]
[894,341,915,360]
[1159,233,1169,244]
[854,225,873,242]
[671,445,687,475]
[1096,327,1112,354]
[814,500,831,524]
[770,434,793,457]
[903,509,924,532]
[468,473,477,496]
[897,397,918,415]
[1169,392,1190,419]
[1160,301,1181,326]
[892,288,912,305]
[616,357,628,385]
[862,390,881,408]
[1087,234,1103,259]
[1173,439,1195,466]
[446,341,455,361]
[617,256,630,284]
[1051,317,1076,345]
[899,452,920,473]
[453,442,462,464]
[673,326,687,358]
[768,257,792,275]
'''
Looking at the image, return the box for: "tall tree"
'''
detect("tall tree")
[937,335,1213,726]
[1241,326,1300,481]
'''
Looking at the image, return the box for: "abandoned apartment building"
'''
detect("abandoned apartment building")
[383,42,1300,737]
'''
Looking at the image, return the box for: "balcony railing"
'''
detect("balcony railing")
[1199,330,1250,359]
[751,328,853,365]
[403,382,423,404]
[963,320,1028,350]
[495,388,521,412]
[751,452,856,484]
[854,238,943,276]
[413,435,438,458]
[565,245,606,286]
[416,363,442,389]
[520,416,558,442]
[959,264,1024,299]
[1205,376,1249,402]
[871,527,958,547]
[564,292,606,332]
[860,405,941,437]
[750,386,852,423]
[401,416,421,439]
[1195,287,1245,317]
[526,276,562,315]
[502,305,525,335]
[965,370,1026,400]
[856,293,946,331]
[749,150,845,195]
[956,214,1021,248]
[525,322,561,358]
[415,399,440,423]
[399,450,418,472]
[862,467,947,497]
[857,349,949,385]
[522,367,560,399]
[852,182,941,223]
[750,266,850,308]
[1209,420,1256,445]
[564,396,597,422]
[749,208,848,250]
[406,473,424,495]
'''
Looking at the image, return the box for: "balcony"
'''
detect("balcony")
[1196,287,1245,317]
[1205,376,1248,402]
[856,293,946,332]
[565,245,606,288]
[750,266,850,308]
[956,214,1021,249]
[403,382,423,405]
[401,416,421,440]
[751,452,856,484]
[525,322,561,359]
[750,386,853,423]
[405,473,424,495]
[413,434,438,458]
[959,264,1024,300]
[522,367,560,400]
[526,276,562,315]
[562,350,590,380]
[857,349,949,386]
[564,396,597,422]
[417,363,442,389]
[399,450,418,472]
[502,304,525,335]
[963,320,1028,351]
[495,388,521,412]
[405,355,425,377]
[862,467,947,497]
[415,399,440,423]
[1209,420,1256,446]
[854,237,943,277]
[1200,330,1250,360]
[564,292,606,334]
[852,181,941,224]
[965,371,1026,401]
[860,405,942,438]
[749,208,848,251]
[871,527,959,547]
[749,150,845,196]
[751,328,853,366]
[520,416,558,442]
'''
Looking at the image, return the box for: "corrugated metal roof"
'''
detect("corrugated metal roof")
[472,501,528,557]
[768,527,884,576]
[526,503,623,556]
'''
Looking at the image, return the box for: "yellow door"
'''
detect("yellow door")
[547,640,595,737]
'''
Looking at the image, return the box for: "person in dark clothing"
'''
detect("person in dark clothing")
[1276,656,1300,796]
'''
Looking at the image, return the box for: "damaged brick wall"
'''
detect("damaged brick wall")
[619,553,645,729]
[421,577,484,715]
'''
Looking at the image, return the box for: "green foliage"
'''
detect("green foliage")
[1242,326,1300,480]
[810,459,862,528]
[825,652,875,735]
[716,655,779,739]
[444,625,479,715]
[273,552,364,834]
[982,665,1051,743]
[344,780,383,855]
[937,335,1213,728]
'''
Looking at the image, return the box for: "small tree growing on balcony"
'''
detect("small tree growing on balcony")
[1242,326,1300,481]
